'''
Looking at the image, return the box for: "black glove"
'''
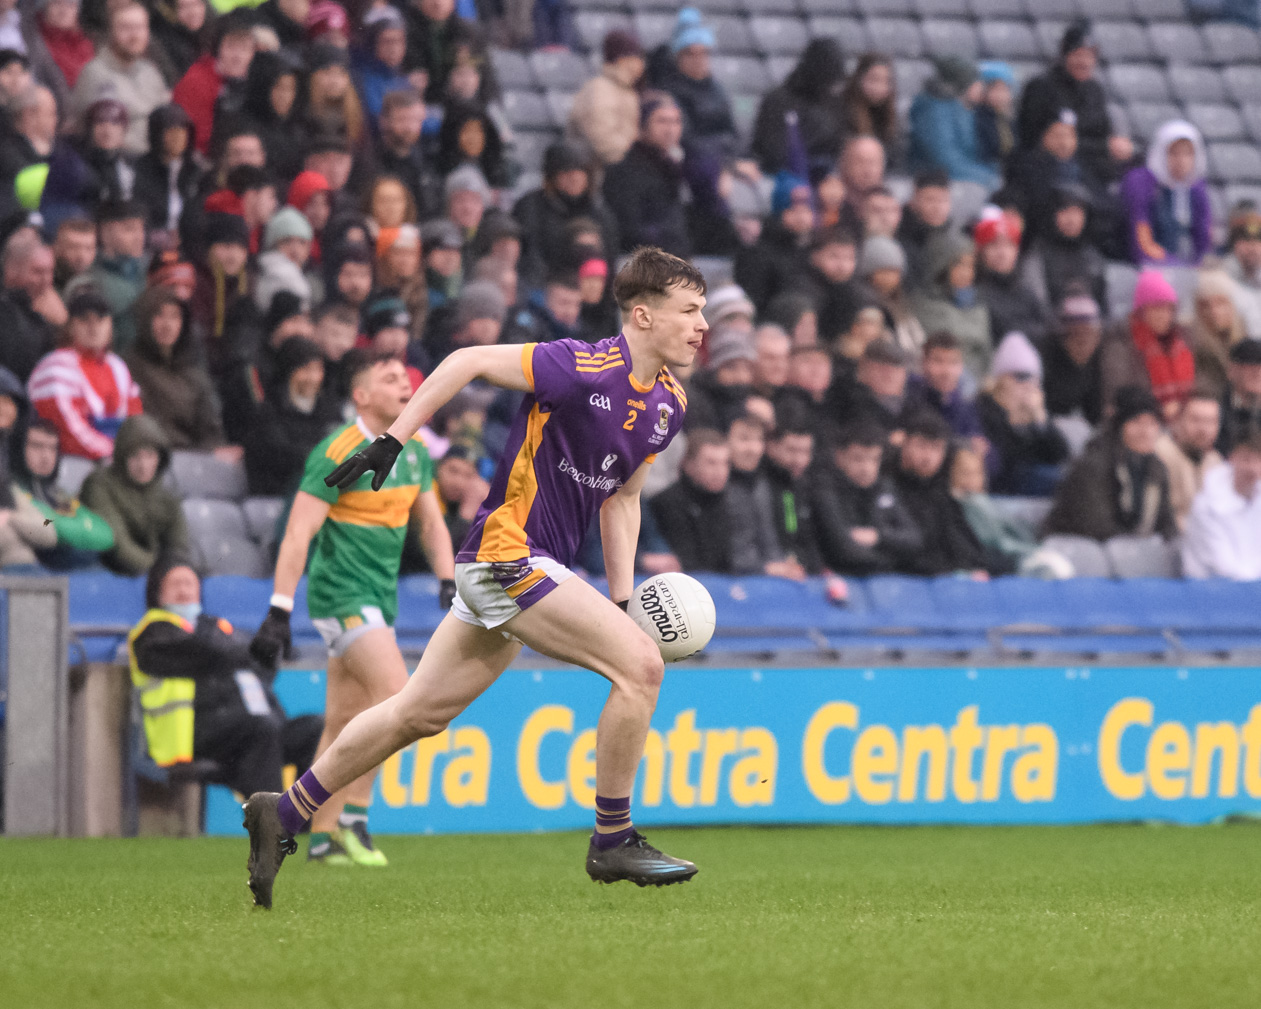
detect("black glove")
[439,578,457,610]
[325,433,404,491]
[249,605,292,668]
[615,598,629,612]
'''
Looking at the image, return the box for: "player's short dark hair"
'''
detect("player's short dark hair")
[923,330,962,355]
[914,169,950,191]
[836,421,888,450]
[612,246,706,313]
[346,348,402,389]
[683,428,727,462]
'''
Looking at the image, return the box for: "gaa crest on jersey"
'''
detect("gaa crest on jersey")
[655,403,674,436]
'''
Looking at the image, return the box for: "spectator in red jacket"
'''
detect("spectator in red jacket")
[172,11,256,155]
[26,285,142,459]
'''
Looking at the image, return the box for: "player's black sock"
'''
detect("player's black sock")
[592,794,633,849]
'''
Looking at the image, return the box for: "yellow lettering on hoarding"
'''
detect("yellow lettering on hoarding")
[950,706,983,803]
[802,702,858,804]
[517,705,571,810]
[443,727,491,807]
[1147,721,1192,799]
[566,729,597,809]
[1098,698,1152,799]
[666,710,702,808]
[1011,724,1057,802]
[898,725,948,802]
[853,725,898,804]
[699,729,739,806]
[980,725,1022,802]
[1243,706,1261,798]
[1192,722,1240,799]
[380,745,411,808]
[640,730,665,806]
[729,728,776,806]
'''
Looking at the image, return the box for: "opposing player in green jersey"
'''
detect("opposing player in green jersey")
[249,354,455,866]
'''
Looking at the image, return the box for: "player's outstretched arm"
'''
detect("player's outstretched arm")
[600,460,653,608]
[250,491,331,666]
[327,345,532,491]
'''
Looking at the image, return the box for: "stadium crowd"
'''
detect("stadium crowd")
[0,0,1256,586]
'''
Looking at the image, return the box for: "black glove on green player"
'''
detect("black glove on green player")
[325,434,404,491]
[249,606,291,667]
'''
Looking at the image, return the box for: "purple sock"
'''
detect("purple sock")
[276,770,331,836]
[592,794,633,849]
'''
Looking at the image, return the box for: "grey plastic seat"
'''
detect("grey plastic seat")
[544,91,575,128]
[168,451,248,501]
[1025,0,1079,19]
[242,496,285,554]
[978,21,1040,60]
[1139,0,1189,18]
[730,93,759,140]
[893,59,934,102]
[1105,261,1139,319]
[1040,536,1113,578]
[1223,66,1261,106]
[1148,23,1209,64]
[1077,0,1132,17]
[1105,535,1180,579]
[748,15,809,55]
[1107,102,1132,140]
[512,130,553,173]
[1126,101,1182,143]
[530,50,591,91]
[1204,23,1261,64]
[799,0,854,14]
[631,12,674,49]
[1185,103,1245,142]
[1108,64,1172,104]
[1092,21,1155,63]
[1211,143,1261,184]
[745,0,802,14]
[914,0,965,15]
[1226,183,1261,212]
[766,55,797,85]
[689,0,743,12]
[1167,65,1226,104]
[572,12,632,54]
[711,55,771,94]
[858,0,915,14]
[989,496,1053,534]
[1034,21,1069,60]
[1242,105,1261,145]
[709,14,756,54]
[808,16,868,49]
[183,499,269,577]
[579,0,630,9]
[968,0,1026,16]
[492,49,535,89]
[55,455,96,498]
[865,18,924,58]
[504,90,553,130]
[920,20,979,60]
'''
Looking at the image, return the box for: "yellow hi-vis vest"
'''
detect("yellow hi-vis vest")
[126,609,197,767]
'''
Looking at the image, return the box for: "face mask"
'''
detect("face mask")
[168,602,202,624]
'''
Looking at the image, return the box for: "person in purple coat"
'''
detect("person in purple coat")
[1121,120,1212,267]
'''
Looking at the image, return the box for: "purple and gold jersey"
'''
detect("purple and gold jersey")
[457,334,687,567]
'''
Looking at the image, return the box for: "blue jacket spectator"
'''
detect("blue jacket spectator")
[908,56,999,189]
[353,12,412,123]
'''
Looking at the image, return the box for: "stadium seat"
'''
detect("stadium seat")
[798,0,852,14]
[919,20,980,61]
[1078,0,1134,19]
[747,16,809,55]
[807,16,866,49]
[1033,21,1069,61]
[988,496,1053,534]
[1126,102,1183,144]
[949,181,990,228]
[746,0,803,15]
[968,0,1026,17]
[691,0,743,12]
[1107,103,1132,141]
[914,0,965,16]
[926,576,1004,633]
[632,11,675,48]
[1167,65,1226,105]
[1039,535,1112,578]
[1025,0,1078,18]
[691,255,736,287]
[1242,105,1261,146]
[1185,103,1245,142]
[1091,21,1155,63]
[893,59,934,103]
[1209,143,1261,184]
[865,18,924,59]
[730,92,760,139]
[544,91,576,128]
[578,0,630,10]
[1147,23,1209,65]
[68,570,146,629]
[710,15,757,55]
[491,48,535,89]
[572,11,632,53]
[1104,535,1180,578]
[986,577,1084,630]
[978,22,1041,61]
[241,496,285,555]
[1104,261,1139,319]
[503,90,553,130]
[167,451,248,501]
[1203,23,1261,65]
[530,50,591,91]
[1108,65,1172,105]
[1138,0,1190,19]
[1226,183,1261,211]
[55,455,95,498]
[865,576,943,632]
[711,54,771,94]
[395,576,446,636]
[513,131,554,174]
[858,0,915,15]
[183,499,268,578]
[1224,66,1261,107]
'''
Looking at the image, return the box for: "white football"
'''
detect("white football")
[626,573,716,662]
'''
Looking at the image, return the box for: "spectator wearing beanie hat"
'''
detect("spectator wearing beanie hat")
[1043,384,1175,542]
[858,234,925,363]
[977,332,1069,495]
[1101,269,1194,417]
[973,206,1053,347]
[1020,182,1108,312]
[286,170,332,263]
[351,8,409,121]
[733,171,813,312]
[910,231,992,382]
[1042,289,1105,427]
[190,211,251,353]
[362,292,424,391]
[84,197,147,352]
[444,162,491,242]
[422,217,463,309]
[254,205,314,311]
[686,324,758,431]
[1188,268,1247,399]
[512,138,618,291]
[655,8,738,161]
[568,28,644,166]
[603,91,692,258]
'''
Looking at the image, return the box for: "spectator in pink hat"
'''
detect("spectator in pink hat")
[1101,269,1195,419]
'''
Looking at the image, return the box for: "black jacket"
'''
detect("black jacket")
[813,470,921,575]
[893,463,1011,575]
[895,210,951,290]
[1043,436,1176,542]
[734,220,811,312]
[376,141,445,223]
[134,105,203,233]
[660,68,739,158]
[1025,231,1108,312]
[975,265,1052,347]
[764,457,823,574]
[725,465,783,574]
[1017,64,1116,183]
[603,141,692,259]
[684,370,754,432]
[825,372,915,435]
[789,266,865,344]
[512,186,619,289]
[1041,337,1104,426]
[0,289,55,383]
[976,394,1070,495]
[750,43,846,177]
[650,474,732,573]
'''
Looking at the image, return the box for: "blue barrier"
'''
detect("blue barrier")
[205,664,1261,835]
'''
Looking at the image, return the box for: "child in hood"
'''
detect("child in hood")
[1121,120,1212,267]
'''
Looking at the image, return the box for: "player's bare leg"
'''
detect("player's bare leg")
[307,630,408,865]
[504,577,696,886]
[243,615,519,906]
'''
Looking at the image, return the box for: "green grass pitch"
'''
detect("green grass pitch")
[3,824,1261,1008]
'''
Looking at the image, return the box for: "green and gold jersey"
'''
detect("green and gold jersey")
[300,419,434,625]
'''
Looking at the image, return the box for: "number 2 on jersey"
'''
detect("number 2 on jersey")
[623,409,637,431]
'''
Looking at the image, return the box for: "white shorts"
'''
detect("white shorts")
[311,605,393,658]
[451,555,573,630]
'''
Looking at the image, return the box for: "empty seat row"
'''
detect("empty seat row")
[575,0,1191,22]
[182,496,284,579]
[50,450,252,502]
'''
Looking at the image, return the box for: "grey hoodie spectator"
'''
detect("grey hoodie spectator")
[911,232,992,381]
